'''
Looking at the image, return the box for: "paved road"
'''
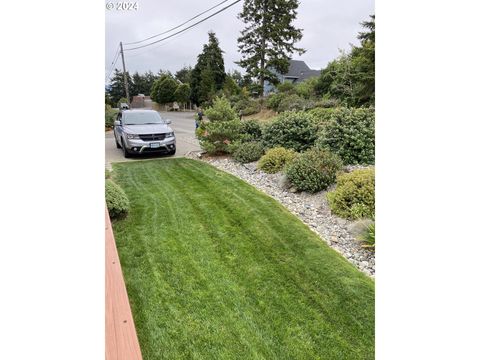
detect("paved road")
[105,108,201,169]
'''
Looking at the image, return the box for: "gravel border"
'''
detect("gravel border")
[188,153,375,277]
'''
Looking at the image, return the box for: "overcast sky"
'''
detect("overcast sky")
[105,0,374,81]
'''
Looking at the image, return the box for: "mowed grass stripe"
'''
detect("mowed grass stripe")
[112,158,374,359]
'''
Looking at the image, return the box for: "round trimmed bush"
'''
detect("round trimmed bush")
[106,179,130,219]
[262,111,317,152]
[316,107,375,165]
[232,142,264,163]
[257,147,297,174]
[327,168,375,219]
[286,148,343,193]
[240,119,262,141]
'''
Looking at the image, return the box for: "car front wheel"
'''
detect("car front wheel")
[121,139,131,158]
[114,132,121,149]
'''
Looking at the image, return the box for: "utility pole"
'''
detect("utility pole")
[119,42,130,106]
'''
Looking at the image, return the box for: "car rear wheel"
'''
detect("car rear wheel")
[121,139,131,158]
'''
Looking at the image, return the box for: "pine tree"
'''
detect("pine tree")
[237,0,305,97]
[108,69,133,104]
[190,32,226,105]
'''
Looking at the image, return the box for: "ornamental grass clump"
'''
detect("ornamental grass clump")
[105,179,130,219]
[286,148,343,193]
[257,147,298,174]
[327,168,375,219]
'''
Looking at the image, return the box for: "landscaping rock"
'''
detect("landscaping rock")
[190,155,375,277]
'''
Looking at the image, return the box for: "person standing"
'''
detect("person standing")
[196,108,204,129]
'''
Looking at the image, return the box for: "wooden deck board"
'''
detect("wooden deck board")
[105,208,143,360]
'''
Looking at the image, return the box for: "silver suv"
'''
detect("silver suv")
[114,109,176,158]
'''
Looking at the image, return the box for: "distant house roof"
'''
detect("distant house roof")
[283,60,321,82]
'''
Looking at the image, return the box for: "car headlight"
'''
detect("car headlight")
[126,133,139,139]
[165,132,174,137]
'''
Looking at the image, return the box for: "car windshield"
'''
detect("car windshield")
[123,111,165,125]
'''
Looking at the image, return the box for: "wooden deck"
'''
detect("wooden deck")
[105,208,143,360]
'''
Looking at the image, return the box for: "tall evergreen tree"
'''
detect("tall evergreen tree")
[107,69,134,104]
[237,0,305,96]
[190,32,226,105]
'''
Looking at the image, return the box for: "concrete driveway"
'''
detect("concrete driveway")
[105,108,201,169]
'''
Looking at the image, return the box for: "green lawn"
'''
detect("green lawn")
[112,158,374,359]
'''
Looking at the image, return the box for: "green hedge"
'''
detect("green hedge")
[317,107,375,165]
[106,179,130,219]
[286,148,342,193]
[327,168,375,219]
[262,111,317,152]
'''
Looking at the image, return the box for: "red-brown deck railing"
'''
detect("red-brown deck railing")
[105,208,143,360]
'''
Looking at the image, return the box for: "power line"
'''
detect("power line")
[124,0,241,51]
[124,0,231,46]
[105,45,121,82]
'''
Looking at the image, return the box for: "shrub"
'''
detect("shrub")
[197,119,243,154]
[105,105,118,129]
[257,147,298,173]
[233,97,261,116]
[205,96,239,122]
[276,82,296,93]
[286,148,343,193]
[316,98,340,108]
[295,78,317,99]
[277,94,316,113]
[308,107,335,126]
[240,119,262,141]
[317,107,375,165]
[327,168,375,219]
[232,142,264,163]
[262,111,318,152]
[105,179,130,219]
[266,92,287,111]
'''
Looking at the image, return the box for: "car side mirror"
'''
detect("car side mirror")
[114,120,121,126]
[166,119,172,124]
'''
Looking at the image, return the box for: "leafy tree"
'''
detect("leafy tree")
[174,83,191,104]
[237,0,305,96]
[191,32,227,105]
[175,66,193,84]
[313,15,375,107]
[151,75,178,104]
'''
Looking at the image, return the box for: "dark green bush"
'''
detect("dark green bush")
[327,168,375,219]
[266,92,287,111]
[286,148,343,193]
[308,107,335,126]
[106,179,130,219]
[257,147,298,173]
[197,119,243,154]
[232,142,264,163]
[233,97,261,116]
[240,119,262,141]
[262,111,318,152]
[317,107,375,165]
